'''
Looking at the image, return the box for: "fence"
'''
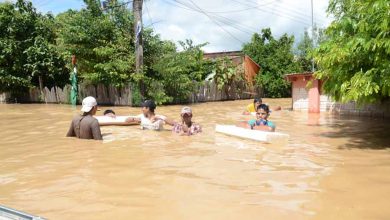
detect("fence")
[0,80,262,105]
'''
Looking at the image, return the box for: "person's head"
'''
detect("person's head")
[141,100,156,116]
[181,106,193,124]
[81,96,98,116]
[256,104,270,120]
[104,109,116,117]
[254,98,262,109]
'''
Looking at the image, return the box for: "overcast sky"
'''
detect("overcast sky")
[1,0,333,52]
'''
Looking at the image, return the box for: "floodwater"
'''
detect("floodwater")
[0,99,389,220]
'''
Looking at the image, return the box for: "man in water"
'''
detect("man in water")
[103,109,116,118]
[125,100,167,130]
[66,96,103,140]
[172,106,201,135]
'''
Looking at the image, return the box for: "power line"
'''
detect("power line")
[171,0,256,35]
[181,0,245,43]
[230,0,312,26]
[252,1,325,23]
[175,0,259,35]
[243,0,326,25]
[144,1,156,30]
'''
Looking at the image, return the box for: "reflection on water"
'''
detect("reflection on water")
[0,99,389,220]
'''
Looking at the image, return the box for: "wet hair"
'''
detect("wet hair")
[104,109,115,115]
[82,106,96,116]
[257,104,269,113]
[254,98,262,104]
[142,100,156,113]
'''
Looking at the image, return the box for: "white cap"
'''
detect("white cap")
[181,106,192,115]
[81,96,97,112]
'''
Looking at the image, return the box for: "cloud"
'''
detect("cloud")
[0,0,333,52]
[147,0,332,52]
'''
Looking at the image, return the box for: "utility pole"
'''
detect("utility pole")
[133,0,144,97]
[311,0,315,72]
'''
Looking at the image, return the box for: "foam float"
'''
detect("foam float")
[95,116,139,126]
[215,124,289,142]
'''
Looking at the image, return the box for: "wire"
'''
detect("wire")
[182,0,245,43]
[171,0,256,34]
[144,1,156,30]
[240,0,326,25]
[230,0,312,26]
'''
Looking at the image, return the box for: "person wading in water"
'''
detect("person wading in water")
[66,96,102,140]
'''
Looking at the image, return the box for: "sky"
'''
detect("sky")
[1,0,333,52]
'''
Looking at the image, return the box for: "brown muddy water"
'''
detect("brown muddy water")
[0,98,389,220]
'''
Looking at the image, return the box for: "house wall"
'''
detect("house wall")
[290,76,390,118]
[292,79,309,111]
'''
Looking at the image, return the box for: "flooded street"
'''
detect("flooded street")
[0,98,389,220]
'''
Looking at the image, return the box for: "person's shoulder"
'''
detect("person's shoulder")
[267,121,276,128]
[156,114,167,120]
[71,114,82,121]
[84,115,99,123]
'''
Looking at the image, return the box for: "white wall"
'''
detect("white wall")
[292,81,308,111]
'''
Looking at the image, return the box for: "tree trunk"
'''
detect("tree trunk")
[38,75,46,103]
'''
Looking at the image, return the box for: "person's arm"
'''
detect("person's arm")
[125,116,141,123]
[162,117,175,126]
[154,115,175,126]
[91,120,103,140]
[253,121,275,132]
[252,125,274,132]
[66,120,75,137]
[237,121,252,129]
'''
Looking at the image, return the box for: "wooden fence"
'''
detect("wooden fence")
[0,80,262,105]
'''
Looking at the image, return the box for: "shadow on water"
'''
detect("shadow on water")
[319,115,390,150]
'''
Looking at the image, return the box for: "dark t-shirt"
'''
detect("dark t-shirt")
[66,114,102,140]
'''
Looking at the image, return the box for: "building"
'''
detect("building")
[285,72,390,117]
[203,51,261,86]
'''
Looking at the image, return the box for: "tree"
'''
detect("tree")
[55,0,133,87]
[213,56,244,100]
[314,0,390,104]
[0,0,68,95]
[152,39,213,103]
[296,26,327,72]
[243,28,301,97]
[296,26,326,72]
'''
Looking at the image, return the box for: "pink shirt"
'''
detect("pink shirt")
[172,123,202,135]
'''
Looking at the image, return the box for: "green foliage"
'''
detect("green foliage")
[131,82,143,106]
[213,56,244,99]
[152,39,213,103]
[296,26,326,72]
[243,28,301,97]
[146,79,172,105]
[55,0,134,87]
[0,0,68,92]
[314,0,390,104]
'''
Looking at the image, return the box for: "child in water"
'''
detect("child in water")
[103,109,116,118]
[239,104,275,132]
